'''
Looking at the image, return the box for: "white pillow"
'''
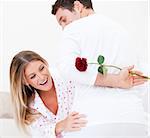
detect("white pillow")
[0,92,13,118]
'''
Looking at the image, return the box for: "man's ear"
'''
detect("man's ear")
[73,1,84,13]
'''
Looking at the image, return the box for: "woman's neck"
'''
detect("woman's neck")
[39,85,56,99]
[39,84,58,115]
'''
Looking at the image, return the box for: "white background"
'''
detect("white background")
[0,0,149,92]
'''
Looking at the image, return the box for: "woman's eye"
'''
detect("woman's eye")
[40,66,44,71]
[30,74,36,79]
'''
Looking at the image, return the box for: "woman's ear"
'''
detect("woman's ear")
[23,76,29,86]
[24,81,29,86]
[73,1,84,13]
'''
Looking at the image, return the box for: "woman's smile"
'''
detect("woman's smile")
[25,60,53,91]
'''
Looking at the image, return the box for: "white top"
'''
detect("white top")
[28,67,75,138]
[57,13,136,85]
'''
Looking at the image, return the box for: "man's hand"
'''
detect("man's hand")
[95,65,147,89]
[118,65,147,88]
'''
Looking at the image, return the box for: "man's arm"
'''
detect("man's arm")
[58,27,146,88]
[94,66,147,88]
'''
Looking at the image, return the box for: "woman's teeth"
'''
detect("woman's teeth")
[40,80,47,85]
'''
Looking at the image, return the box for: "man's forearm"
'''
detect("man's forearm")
[94,73,120,88]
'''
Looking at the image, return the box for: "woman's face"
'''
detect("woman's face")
[24,60,53,92]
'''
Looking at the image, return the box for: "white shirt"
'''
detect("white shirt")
[57,13,137,85]
[56,13,146,133]
[28,67,75,138]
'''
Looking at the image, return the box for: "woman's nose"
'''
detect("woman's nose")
[37,73,44,80]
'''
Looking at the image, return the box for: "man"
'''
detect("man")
[51,0,146,88]
[51,1,148,136]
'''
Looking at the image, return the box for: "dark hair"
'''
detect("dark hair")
[51,0,93,15]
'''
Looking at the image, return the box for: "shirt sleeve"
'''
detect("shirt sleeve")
[56,30,97,86]
[29,116,57,138]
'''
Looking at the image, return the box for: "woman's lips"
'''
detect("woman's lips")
[40,79,48,85]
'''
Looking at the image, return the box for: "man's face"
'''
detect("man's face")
[56,8,80,29]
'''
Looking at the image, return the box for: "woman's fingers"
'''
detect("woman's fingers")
[69,127,81,132]
[74,119,87,124]
[72,124,82,128]
[70,111,79,116]
[72,122,87,128]
[66,112,87,132]
[72,114,86,119]
[72,113,87,127]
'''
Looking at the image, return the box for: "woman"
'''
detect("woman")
[10,50,87,138]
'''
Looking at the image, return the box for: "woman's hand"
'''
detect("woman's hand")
[55,112,87,135]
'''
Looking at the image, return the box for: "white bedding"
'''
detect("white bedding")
[64,123,147,138]
[65,84,149,137]
[73,85,147,125]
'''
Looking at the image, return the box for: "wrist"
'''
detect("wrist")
[95,73,119,88]
[115,74,130,89]
[107,74,120,88]
[55,120,65,135]
[114,74,122,88]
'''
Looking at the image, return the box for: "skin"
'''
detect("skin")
[24,60,87,135]
[95,65,147,88]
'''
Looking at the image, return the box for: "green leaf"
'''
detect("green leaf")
[98,66,104,74]
[97,55,105,64]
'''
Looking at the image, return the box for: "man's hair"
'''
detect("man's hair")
[51,0,93,15]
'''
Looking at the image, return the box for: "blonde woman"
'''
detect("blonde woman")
[10,50,87,138]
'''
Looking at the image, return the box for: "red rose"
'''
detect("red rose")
[75,57,88,71]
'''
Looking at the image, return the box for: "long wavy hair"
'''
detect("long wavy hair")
[10,50,47,131]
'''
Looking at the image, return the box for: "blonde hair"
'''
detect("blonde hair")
[10,50,47,132]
